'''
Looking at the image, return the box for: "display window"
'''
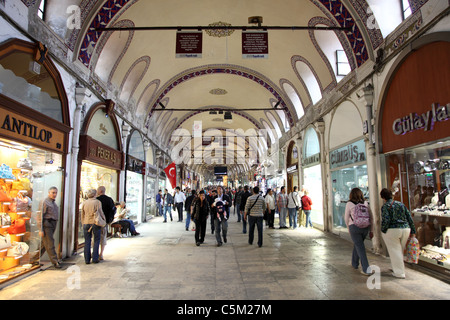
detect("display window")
[330,139,368,232]
[0,138,63,283]
[379,39,450,277]
[77,161,118,247]
[302,127,323,227]
[0,39,70,283]
[331,165,368,230]
[384,139,450,273]
[125,130,145,224]
[76,102,123,250]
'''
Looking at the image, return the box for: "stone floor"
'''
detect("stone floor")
[0,214,449,300]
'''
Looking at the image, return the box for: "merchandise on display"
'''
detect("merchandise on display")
[0,138,63,283]
[405,141,450,273]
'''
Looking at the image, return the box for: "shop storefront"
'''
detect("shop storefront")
[379,39,450,277]
[0,39,70,283]
[76,102,123,248]
[286,140,299,193]
[302,127,323,228]
[125,130,145,224]
[330,138,368,233]
[145,143,157,219]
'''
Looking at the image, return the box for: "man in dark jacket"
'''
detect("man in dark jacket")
[239,185,251,234]
[207,189,217,234]
[212,186,231,246]
[184,190,197,231]
[97,186,116,260]
[234,186,243,222]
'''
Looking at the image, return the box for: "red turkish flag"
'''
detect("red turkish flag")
[164,162,177,189]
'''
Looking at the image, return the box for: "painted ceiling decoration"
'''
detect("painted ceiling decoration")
[52,0,431,174]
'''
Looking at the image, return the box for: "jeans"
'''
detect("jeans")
[236,203,241,221]
[194,219,207,243]
[267,209,275,228]
[214,218,228,244]
[240,211,247,233]
[288,208,298,228]
[304,210,313,227]
[279,207,287,227]
[185,212,191,229]
[122,219,136,233]
[176,203,183,221]
[156,202,162,216]
[248,215,263,247]
[83,224,101,263]
[163,205,172,221]
[349,224,370,273]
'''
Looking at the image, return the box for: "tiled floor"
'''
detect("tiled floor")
[0,214,449,300]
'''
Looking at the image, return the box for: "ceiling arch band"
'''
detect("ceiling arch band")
[147,65,296,126]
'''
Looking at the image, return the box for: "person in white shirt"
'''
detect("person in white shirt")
[287,186,301,229]
[265,189,275,229]
[174,186,186,222]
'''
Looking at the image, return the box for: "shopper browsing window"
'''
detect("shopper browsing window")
[344,188,373,276]
[380,188,416,279]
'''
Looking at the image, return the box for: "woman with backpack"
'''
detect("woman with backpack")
[380,188,416,279]
[345,188,373,276]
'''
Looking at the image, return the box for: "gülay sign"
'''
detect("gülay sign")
[392,103,450,135]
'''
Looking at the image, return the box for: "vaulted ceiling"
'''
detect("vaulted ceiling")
[41,0,421,177]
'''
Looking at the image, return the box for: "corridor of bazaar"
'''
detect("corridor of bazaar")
[0,0,449,303]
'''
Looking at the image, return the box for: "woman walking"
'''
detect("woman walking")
[301,190,313,228]
[192,190,210,246]
[345,188,373,275]
[81,189,106,264]
[380,188,416,279]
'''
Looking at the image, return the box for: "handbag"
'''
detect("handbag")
[0,233,11,250]
[94,204,106,227]
[7,218,26,234]
[7,242,29,257]
[1,213,11,226]
[404,236,420,264]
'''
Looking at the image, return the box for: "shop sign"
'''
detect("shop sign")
[287,164,298,173]
[302,153,320,168]
[330,139,366,170]
[127,155,145,174]
[392,103,449,136]
[0,110,65,153]
[80,135,123,170]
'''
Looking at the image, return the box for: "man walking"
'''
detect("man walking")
[234,186,243,222]
[38,186,61,268]
[174,186,186,222]
[244,186,266,247]
[163,189,173,222]
[277,186,288,229]
[239,185,251,234]
[212,186,231,246]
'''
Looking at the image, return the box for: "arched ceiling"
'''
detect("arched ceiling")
[57,0,424,177]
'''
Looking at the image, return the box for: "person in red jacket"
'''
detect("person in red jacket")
[301,190,313,228]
